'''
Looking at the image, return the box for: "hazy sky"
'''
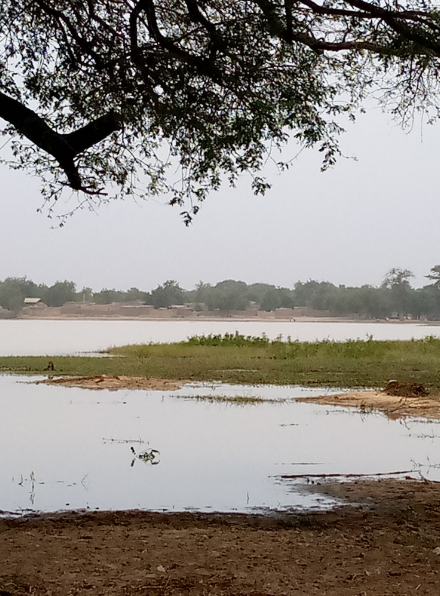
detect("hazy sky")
[1,105,439,292]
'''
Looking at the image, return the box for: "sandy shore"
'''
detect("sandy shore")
[37,375,185,391]
[296,389,440,420]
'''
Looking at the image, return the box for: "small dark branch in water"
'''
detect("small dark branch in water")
[278,470,414,479]
[103,437,145,444]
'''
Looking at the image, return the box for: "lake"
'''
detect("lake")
[2,319,439,516]
[1,377,439,515]
[0,319,439,356]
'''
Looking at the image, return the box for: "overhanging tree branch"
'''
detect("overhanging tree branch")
[63,111,123,155]
[252,0,440,56]
[1,0,440,220]
[0,91,122,192]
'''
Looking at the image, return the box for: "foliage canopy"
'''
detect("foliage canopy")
[1,0,440,221]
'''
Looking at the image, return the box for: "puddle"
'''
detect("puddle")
[1,376,439,516]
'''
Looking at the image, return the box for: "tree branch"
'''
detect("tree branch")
[131,0,221,74]
[345,0,440,55]
[184,0,218,36]
[252,0,440,56]
[62,111,123,155]
[0,91,122,192]
[297,0,379,19]
[34,0,105,69]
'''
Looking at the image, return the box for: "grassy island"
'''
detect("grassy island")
[1,334,440,391]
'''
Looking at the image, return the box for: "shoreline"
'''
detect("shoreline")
[297,389,440,420]
[10,314,437,324]
[2,478,440,595]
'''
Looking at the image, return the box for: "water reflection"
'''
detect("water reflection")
[1,376,440,515]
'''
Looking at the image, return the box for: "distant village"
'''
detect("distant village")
[17,297,331,321]
[0,270,439,320]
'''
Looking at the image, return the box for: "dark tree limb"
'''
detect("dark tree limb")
[296,0,380,19]
[132,0,220,72]
[298,0,435,23]
[62,111,123,155]
[34,0,105,69]
[252,0,440,56]
[345,0,440,55]
[184,0,218,36]
[0,91,122,192]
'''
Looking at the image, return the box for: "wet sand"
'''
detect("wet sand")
[37,375,185,391]
[297,389,440,420]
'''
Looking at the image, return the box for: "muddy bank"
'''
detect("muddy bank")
[297,389,440,420]
[2,478,440,596]
[37,375,184,391]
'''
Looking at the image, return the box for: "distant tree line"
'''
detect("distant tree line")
[2,266,440,319]
[0,278,78,312]
[146,269,440,319]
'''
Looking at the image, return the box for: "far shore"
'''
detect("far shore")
[8,314,438,324]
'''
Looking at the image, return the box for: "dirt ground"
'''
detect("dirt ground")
[2,478,440,596]
[297,390,440,420]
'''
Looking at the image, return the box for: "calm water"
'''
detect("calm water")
[0,319,439,355]
[1,377,439,515]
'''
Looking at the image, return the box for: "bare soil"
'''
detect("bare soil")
[297,389,440,420]
[2,479,440,596]
[37,375,184,391]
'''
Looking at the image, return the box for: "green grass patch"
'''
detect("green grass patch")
[1,334,440,392]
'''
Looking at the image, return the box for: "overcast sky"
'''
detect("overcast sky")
[1,104,439,292]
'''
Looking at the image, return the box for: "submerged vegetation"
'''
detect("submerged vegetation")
[175,393,285,405]
[1,334,440,392]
